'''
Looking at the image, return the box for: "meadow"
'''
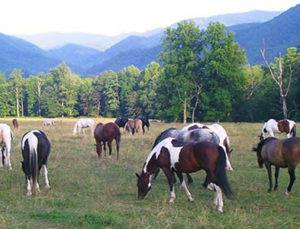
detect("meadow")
[1,118,300,229]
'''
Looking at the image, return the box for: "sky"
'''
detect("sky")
[0,0,299,36]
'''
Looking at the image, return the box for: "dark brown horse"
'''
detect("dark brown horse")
[94,122,121,159]
[12,119,19,129]
[253,137,300,195]
[136,137,232,213]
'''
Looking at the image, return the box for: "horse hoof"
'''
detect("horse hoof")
[45,185,51,189]
[27,191,32,196]
[267,189,272,193]
[207,183,215,191]
[217,209,223,214]
[285,191,290,196]
[169,199,175,204]
[188,198,194,202]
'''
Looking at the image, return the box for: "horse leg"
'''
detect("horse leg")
[175,171,194,202]
[43,164,50,189]
[115,139,120,160]
[26,176,32,196]
[0,147,3,167]
[265,162,273,192]
[108,141,112,158]
[186,173,193,184]
[152,168,160,181]
[103,142,107,157]
[161,167,176,203]
[274,166,280,190]
[213,184,224,213]
[203,175,214,190]
[6,145,12,170]
[286,167,296,195]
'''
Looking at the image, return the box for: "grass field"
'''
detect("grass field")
[1,118,300,228]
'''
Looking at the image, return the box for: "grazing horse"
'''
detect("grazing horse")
[253,137,300,195]
[0,123,13,169]
[182,123,233,171]
[94,122,121,159]
[115,117,128,128]
[152,128,221,185]
[21,130,51,196]
[136,137,232,213]
[134,119,143,134]
[12,119,19,129]
[73,118,95,135]
[136,116,150,134]
[260,119,296,140]
[43,119,54,126]
[124,119,135,135]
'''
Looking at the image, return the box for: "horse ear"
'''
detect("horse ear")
[135,173,140,178]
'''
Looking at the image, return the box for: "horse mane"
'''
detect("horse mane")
[151,128,177,149]
[253,137,278,154]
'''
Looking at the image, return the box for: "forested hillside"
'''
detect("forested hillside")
[1,22,300,122]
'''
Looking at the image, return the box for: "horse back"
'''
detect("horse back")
[101,122,121,141]
[262,140,286,167]
[282,137,300,167]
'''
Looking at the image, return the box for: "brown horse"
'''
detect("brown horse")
[134,119,143,134]
[136,137,232,213]
[12,119,19,129]
[253,137,300,195]
[94,122,121,159]
[125,120,135,135]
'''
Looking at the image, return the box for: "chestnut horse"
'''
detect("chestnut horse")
[136,116,150,134]
[136,137,232,213]
[260,119,296,140]
[12,119,19,129]
[134,119,143,134]
[124,120,135,135]
[253,137,300,195]
[94,122,121,159]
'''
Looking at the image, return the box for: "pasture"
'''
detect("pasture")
[1,118,300,228]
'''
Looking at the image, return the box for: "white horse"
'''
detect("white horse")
[260,118,296,140]
[182,123,233,171]
[73,119,95,135]
[0,123,13,169]
[43,119,54,126]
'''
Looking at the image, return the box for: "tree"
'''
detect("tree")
[159,21,203,122]
[9,69,24,117]
[261,47,300,119]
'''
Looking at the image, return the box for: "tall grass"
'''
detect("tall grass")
[0,119,299,228]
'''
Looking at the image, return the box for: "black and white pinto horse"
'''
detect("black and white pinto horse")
[260,119,296,140]
[0,123,13,170]
[137,137,232,213]
[152,128,221,185]
[21,130,51,196]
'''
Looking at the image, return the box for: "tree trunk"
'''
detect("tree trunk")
[281,93,288,119]
[37,79,41,116]
[183,99,187,124]
[21,99,24,117]
[16,87,19,118]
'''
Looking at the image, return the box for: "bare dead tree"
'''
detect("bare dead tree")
[261,48,300,119]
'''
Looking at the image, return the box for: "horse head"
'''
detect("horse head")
[136,172,151,200]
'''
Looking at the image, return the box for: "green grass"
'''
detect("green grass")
[0,119,300,228]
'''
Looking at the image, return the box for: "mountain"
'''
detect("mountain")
[48,43,102,67]
[229,4,300,64]
[86,45,162,75]
[0,33,60,76]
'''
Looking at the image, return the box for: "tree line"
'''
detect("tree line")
[0,22,300,122]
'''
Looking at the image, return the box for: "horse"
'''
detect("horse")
[21,130,51,196]
[0,123,13,169]
[94,122,121,159]
[73,118,95,135]
[43,119,54,126]
[136,137,232,213]
[260,119,296,140]
[152,128,221,185]
[115,117,128,128]
[134,119,143,134]
[124,119,135,135]
[253,137,300,195]
[136,116,150,134]
[182,123,233,171]
[12,119,19,129]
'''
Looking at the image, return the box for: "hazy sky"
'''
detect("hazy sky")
[0,0,298,35]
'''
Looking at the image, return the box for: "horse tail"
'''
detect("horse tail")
[291,124,296,137]
[132,127,135,135]
[29,135,38,189]
[216,145,233,198]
